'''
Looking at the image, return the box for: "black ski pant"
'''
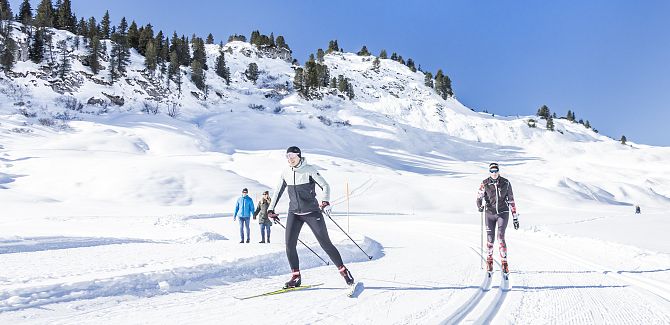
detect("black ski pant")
[285,211,344,270]
[485,211,509,260]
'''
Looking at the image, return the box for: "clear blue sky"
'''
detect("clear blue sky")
[11,0,670,146]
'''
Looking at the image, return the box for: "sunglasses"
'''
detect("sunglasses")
[489,169,499,173]
[286,152,300,159]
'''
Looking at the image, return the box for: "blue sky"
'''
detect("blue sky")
[11,0,670,146]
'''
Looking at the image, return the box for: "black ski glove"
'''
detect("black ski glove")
[267,210,280,223]
[478,206,485,213]
[513,215,519,230]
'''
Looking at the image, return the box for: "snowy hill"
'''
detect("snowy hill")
[1,24,669,324]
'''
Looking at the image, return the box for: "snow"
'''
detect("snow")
[0,24,669,324]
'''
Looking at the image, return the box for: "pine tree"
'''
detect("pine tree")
[214,50,230,85]
[56,0,74,32]
[19,0,32,26]
[390,52,398,61]
[77,17,86,36]
[190,59,205,90]
[345,80,355,99]
[101,10,110,39]
[87,16,98,40]
[329,77,336,88]
[127,20,139,50]
[88,36,101,74]
[138,23,154,55]
[314,48,324,63]
[228,34,246,42]
[536,105,550,119]
[191,37,207,70]
[245,62,259,84]
[0,0,12,21]
[177,34,191,66]
[276,35,289,50]
[432,70,453,99]
[174,55,182,95]
[35,0,54,28]
[293,67,305,95]
[327,40,339,53]
[168,50,179,87]
[304,60,318,89]
[57,39,71,80]
[357,45,370,56]
[145,40,157,72]
[372,56,380,72]
[316,63,329,88]
[379,49,387,59]
[206,33,214,44]
[424,72,433,88]
[158,34,168,77]
[434,69,444,95]
[154,30,165,62]
[584,120,591,129]
[406,58,416,72]
[546,115,555,131]
[620,135,627,145]
[250,30,260,45]
[337,75,346,93]
[29,28,45,63]
[0,27,16,71]
[109,17,130,82]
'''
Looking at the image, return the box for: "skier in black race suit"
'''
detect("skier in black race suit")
[476,162,519,274]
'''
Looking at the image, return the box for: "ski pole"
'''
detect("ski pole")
[480,203,485,270]
[323,209,373,260]
[275,219,330,266]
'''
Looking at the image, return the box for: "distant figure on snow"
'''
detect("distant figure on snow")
[254,190,272,243]
[635,205,641,214]
[476,162,519,274]
[234,188,254,243]
[267,146,355,288]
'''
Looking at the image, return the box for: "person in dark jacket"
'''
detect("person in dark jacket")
[254,191,272,243]
[476,162,519,274]
[267,146,355,288]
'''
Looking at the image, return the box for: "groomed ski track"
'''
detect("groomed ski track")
[0,216,668,324]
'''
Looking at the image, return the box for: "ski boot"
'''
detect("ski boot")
[339,265,355,285]
[486,256,494,273]
[502,260,509,274]
[284,269,301,288]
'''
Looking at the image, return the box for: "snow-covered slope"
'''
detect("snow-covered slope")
[1,24,669,324]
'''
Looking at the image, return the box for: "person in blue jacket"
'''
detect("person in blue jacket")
[234,188,255,243]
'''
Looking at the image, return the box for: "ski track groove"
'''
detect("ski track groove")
[522,236,670,303]
[422,231,510,325]
[512,233,670,324]
[439,225,670,324]
[439,270,492,324]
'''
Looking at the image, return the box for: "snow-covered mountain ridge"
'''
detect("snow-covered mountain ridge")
[1,25,669,217]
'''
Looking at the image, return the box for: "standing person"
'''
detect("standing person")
[267,146,355,288]
[254,190,272,243]
[234,188,254,243]
[476,163,519,274]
